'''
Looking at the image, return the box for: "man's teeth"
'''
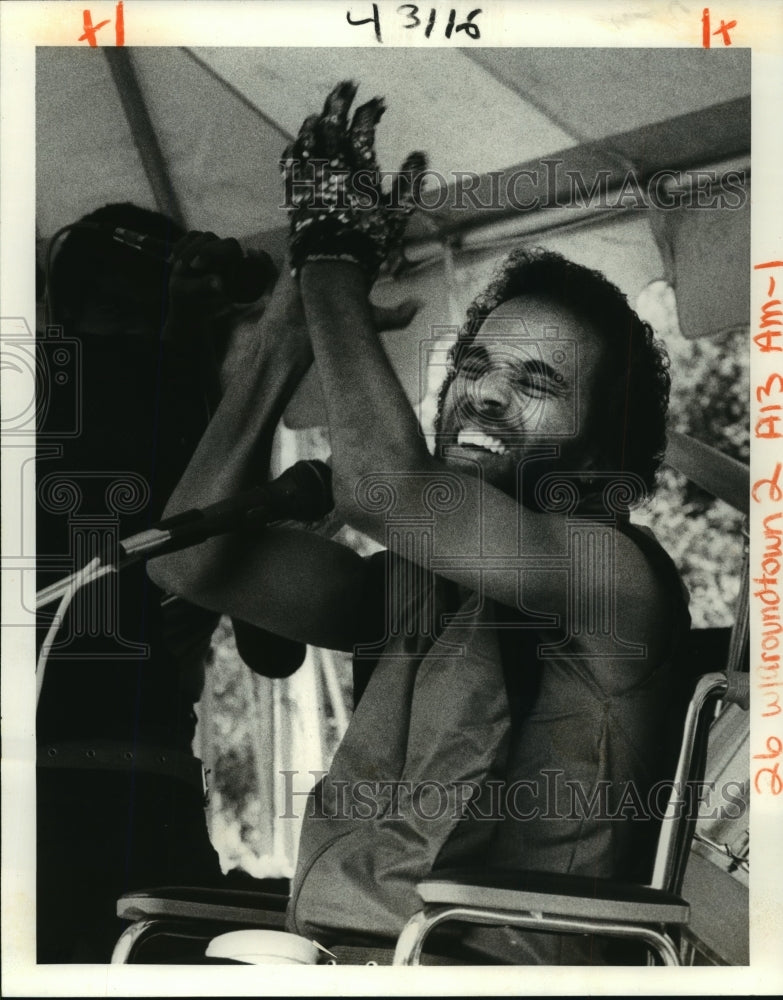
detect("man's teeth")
[456,430,507,455]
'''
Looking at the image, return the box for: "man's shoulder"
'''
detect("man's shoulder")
[583,517,689,666]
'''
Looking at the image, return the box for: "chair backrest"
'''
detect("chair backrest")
[648,431,750,896]
[650,670,749,894]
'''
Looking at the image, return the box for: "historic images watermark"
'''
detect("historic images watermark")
[3,316,151,656]
[279,770,748,823]
[282,160,748,213]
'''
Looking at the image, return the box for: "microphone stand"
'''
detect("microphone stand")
[36,459,334,610]
[35,514,228,710]
[35,514,259,712]
[37,505,287,610]
[34,460,333,707]
[36,514,222,611]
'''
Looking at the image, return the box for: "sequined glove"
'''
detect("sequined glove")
[281,80,427,282]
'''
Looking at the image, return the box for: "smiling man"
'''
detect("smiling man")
[438,296,600,511]
[432,248,671,507]
[148,83,690,964]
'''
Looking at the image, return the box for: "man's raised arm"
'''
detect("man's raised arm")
[286,83,669,659]
[146,259,375,652]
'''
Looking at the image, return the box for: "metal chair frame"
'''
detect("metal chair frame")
[112,885,288,962]
[393,670,749,966]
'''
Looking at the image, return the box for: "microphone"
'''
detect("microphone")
[121,459,333,560]
[110,226,278,303]
[35,461,333,609]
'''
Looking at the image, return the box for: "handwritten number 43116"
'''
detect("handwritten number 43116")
[347,5,482,43]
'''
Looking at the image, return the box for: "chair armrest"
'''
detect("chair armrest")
[416,868,689,925]
[117,885,289,928]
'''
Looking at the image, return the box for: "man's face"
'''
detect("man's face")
[435,294,604,494]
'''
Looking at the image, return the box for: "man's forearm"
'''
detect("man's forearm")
[299,262,431,513]
[151,270,314,593]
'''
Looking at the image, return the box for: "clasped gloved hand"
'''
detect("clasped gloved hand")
[281,80,427,282]
[168,232,277,321]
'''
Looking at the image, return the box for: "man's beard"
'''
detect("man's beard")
[433,380,591,511]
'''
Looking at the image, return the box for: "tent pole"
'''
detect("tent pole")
[103,49,186,229]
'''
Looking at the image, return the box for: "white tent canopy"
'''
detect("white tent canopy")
[36,46,751,424]
[37,46,749,238]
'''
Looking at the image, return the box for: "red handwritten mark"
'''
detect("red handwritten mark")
[752,462,783,505]
[754,762,782,794]
[754,262,783,354]
[78,2,124,46]
[756,372,783,439]
[702,8,737,47]
[78,10,111,46]
[713,17,737,44]
[755,735,783,760]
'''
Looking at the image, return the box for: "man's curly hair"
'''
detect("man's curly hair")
[435,247,671,503]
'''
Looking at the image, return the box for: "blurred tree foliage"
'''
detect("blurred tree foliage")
[635,281,749,629]
[208,619,259,815]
